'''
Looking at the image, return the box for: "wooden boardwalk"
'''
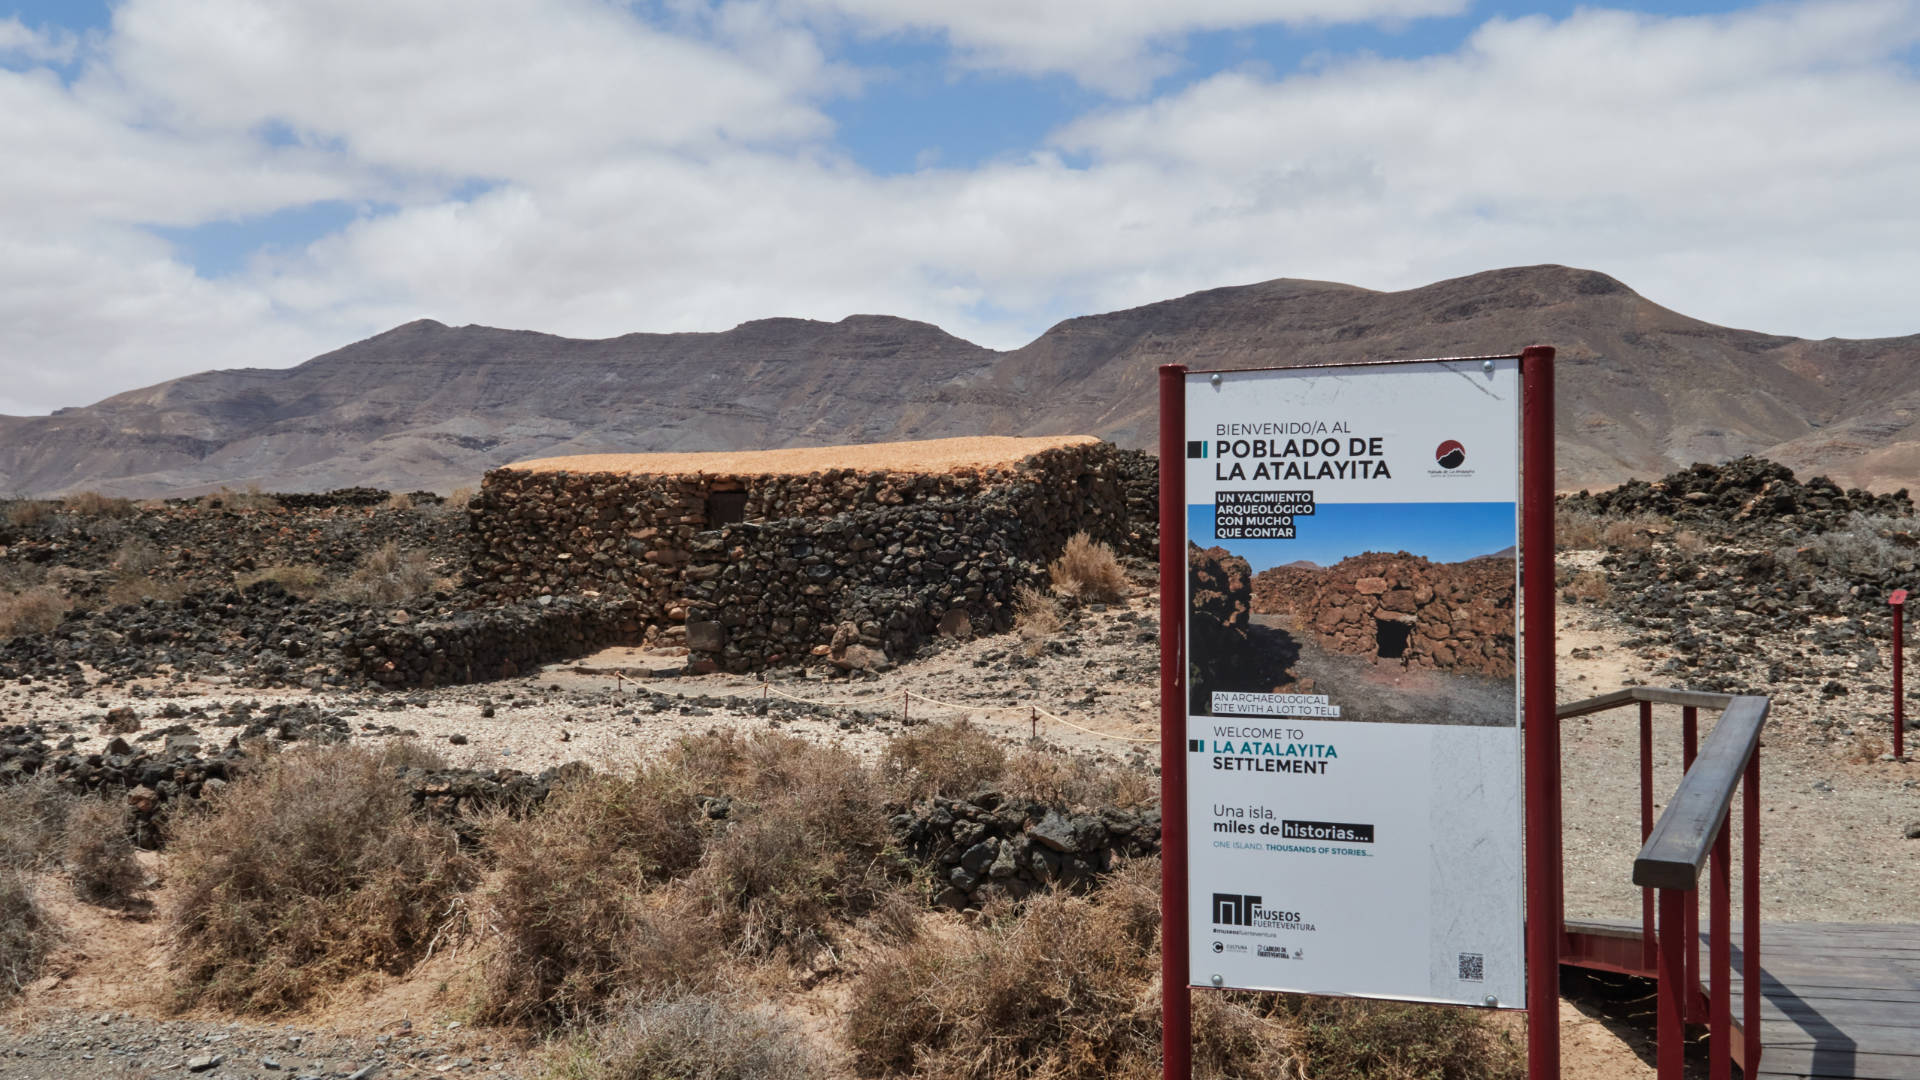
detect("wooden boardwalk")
[1567,920,1920,1079]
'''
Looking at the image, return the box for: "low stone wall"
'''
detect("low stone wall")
[890,791,1162,910]
[1252,552,1515,677]
[341,596,648,688]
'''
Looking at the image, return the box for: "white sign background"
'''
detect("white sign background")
[1183,359,1525,1008]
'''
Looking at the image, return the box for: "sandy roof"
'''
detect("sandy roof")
[505,435,1099,477]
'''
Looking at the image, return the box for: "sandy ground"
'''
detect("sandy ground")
[6,580,1916,1077]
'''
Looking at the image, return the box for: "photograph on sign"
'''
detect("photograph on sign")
[1184,359,1525,1008]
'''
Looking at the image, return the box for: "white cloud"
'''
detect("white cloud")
[0,17,78,64]
[786,0,1470,94]
[3,0,1920,422]
[94,0,835,179]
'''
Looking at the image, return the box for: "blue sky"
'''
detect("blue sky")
[1191,502,1515,571]
[1,0,1917,416]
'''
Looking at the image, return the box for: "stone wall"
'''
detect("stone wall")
[465,441,1158,674]
[890,790,1161,910]
[1251,552,1515,677]
[341,596,647,688]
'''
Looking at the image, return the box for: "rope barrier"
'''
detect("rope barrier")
[610,664,1157,745]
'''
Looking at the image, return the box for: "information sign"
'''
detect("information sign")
[1182,359,1525,1007]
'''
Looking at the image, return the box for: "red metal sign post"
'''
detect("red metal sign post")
[1158,364,1192,1080]
[1893,589,1907,761]
[1521,345,1560,1080]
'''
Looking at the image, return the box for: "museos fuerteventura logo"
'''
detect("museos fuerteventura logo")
[1434,440,1467,470]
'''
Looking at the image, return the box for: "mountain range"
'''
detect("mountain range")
[3,265,1915,497]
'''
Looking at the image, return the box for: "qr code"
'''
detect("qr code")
[1457,953,1485,982]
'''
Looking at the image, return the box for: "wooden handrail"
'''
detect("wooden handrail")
[1632,695,1767,891]
[1553,686,1769,890]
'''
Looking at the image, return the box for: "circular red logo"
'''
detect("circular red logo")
[1434,440,1466,469]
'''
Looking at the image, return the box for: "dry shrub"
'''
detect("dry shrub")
[1562,569,1611,605]
[1600,514,1667,551]
[447,486,476,506]
[335,540,439,606]
[0,866,50,999]
[1048,532,1129,603]
[376,739,451,772]
[0,586,69,638]
[686,734,910,962]
[105,575,186,607]
[477,767,711,1026]
[846,859,1297,1080]
[203,485,280,512]
[63,490,135,518]
[1554,505,1607,550]
[112,538,164,577]
[1013,582,1061,657]
[63,798,143,908]
[168,744,477,1013]
[385,491,415,511]
[0,776,76,869]
[1794,511,1920,576]
[237,564,328,599]
[1000,746,1157,809]
[1673,529,1709,555]
[548,991,826,1080]
[881,719,1007,800]
[5,500,56,530]
[1848,732,1890,764]
[1273,994,1522,1080]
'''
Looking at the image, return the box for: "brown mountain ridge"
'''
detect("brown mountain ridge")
[3,264,1916,497]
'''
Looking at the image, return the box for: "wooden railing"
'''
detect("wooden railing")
[1557,687,1768,1080]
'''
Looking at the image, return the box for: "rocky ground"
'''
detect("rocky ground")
[3,458,1919,1078]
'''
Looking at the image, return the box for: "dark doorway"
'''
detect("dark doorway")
[1375,617,1412,660]
[705,491,748,527]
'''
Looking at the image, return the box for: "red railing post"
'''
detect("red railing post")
[1682,705,1701,1024]
[1158,364,1191,1080]
[1640,699,1656,972]
[1521,346,1560,1080]
[1743,747,1762,1075]
[1710,820,1732,1080]
[1658,887,1688,1080]
[1893,591,1906,760]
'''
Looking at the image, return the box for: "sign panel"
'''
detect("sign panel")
[1184,359,1525,1007]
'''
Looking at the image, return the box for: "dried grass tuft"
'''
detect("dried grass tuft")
[63,798,143,908]
[0,586,69,638]
[0,866,50,1000]
[1012,583,1061,657]
[334,541,439,606]
[546,990,827,1080]
[881,719,1006,801]
[1048,532,1129,603]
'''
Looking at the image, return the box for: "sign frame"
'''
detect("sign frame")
[1157,346,1558,1080]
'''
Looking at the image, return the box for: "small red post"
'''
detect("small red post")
[1657,888,1688,1080]
[1640,699,1656,972]
[1683,705,1700,1023]
[1030,706,1037,740]
[1521,346,1560,1080]
[1710,820,1731,1080]
[1893,590,1907,760]
[903,690,909,724]
[1743,748,1762,1075]
[1158,364,1191,1080]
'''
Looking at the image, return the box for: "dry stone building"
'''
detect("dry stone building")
[468,436,1156,673]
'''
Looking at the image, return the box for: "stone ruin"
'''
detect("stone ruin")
[468,436,1157,674]
[1251,551,1515,677]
